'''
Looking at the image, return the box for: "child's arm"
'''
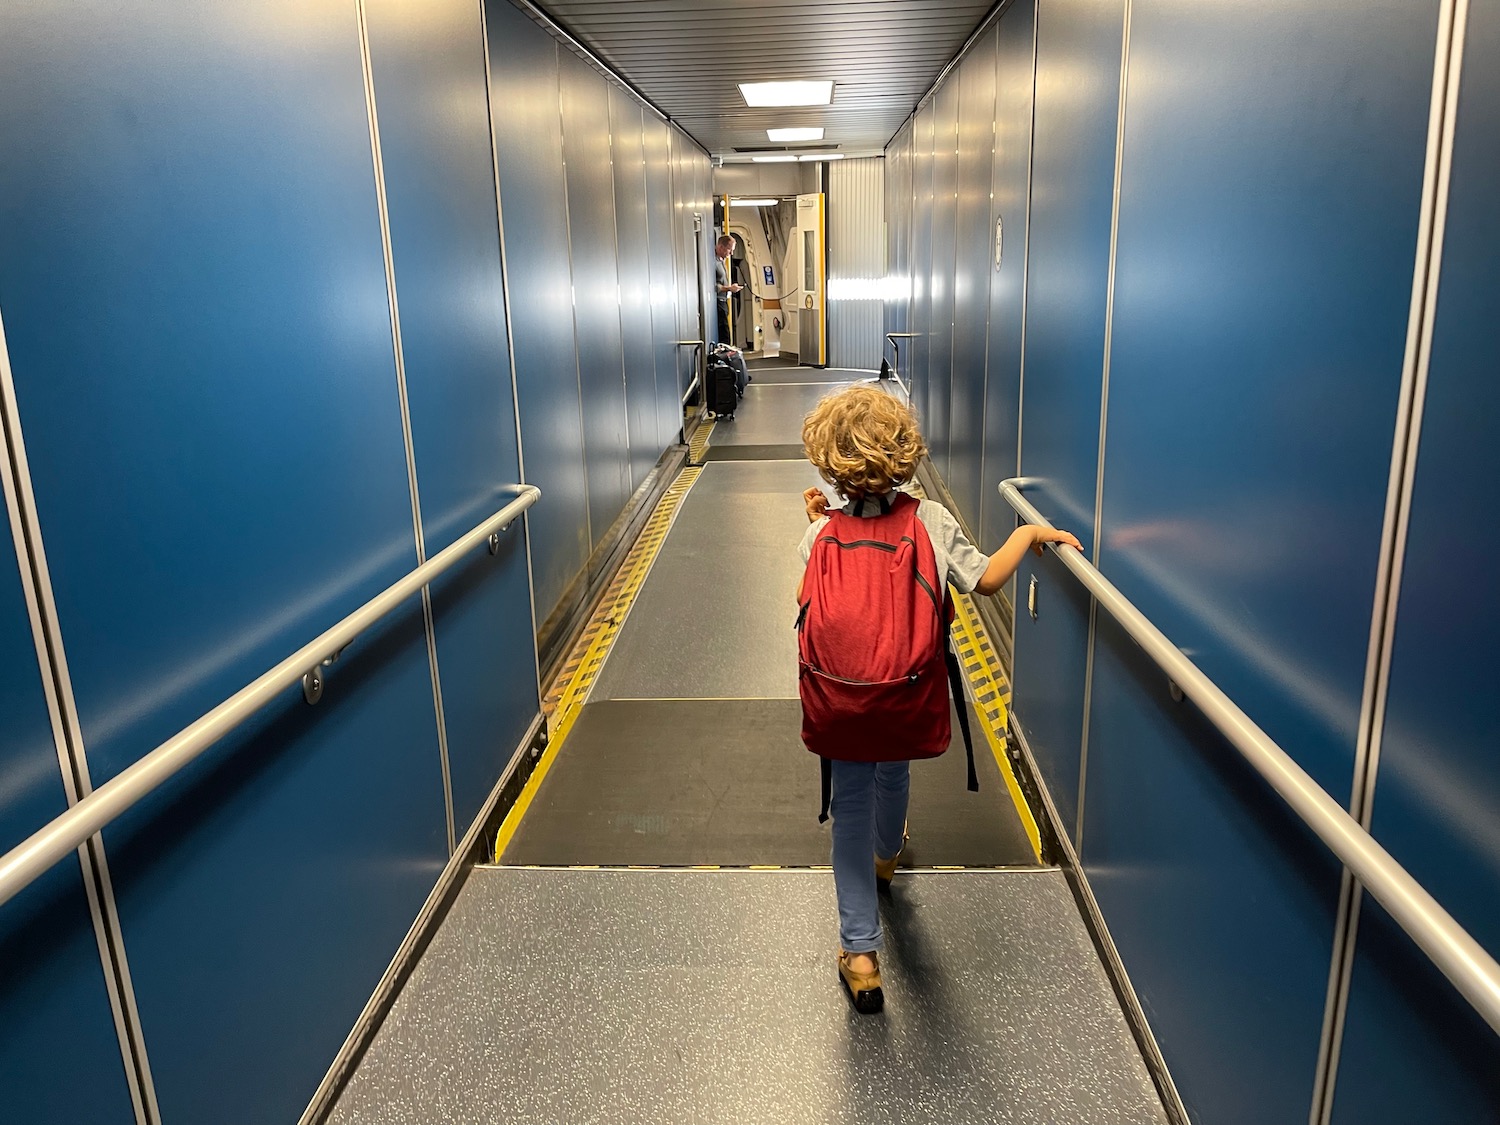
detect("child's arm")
[797,489,831,602]
[974,525,1083,596]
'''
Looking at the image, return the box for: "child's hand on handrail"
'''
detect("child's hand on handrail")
[1032,526,1083,555]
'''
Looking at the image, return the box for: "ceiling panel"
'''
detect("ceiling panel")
[533,0,999,157]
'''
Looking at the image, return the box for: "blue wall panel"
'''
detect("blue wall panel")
[366,0,539,832]
[1101,0,1435,800]
[643,116,683,449]
[108,609,446,1125]
[0,519,133,1121]
[0,3,452,1120]
[910,104,935,435]
[947,31,998,529]
[883,124,913,358]
[1012,548,1092,834]
[1008,0,1122,833]
[1085,614,1342,1125]
[926,81,960,481]
[978,0,1035,555]
[1332,2,1500,1117]
[608,86,660,495]
[487,3,590,624]
[559,52,630,547]
[1085,1,1439,1119]
[1011,0,1121,545]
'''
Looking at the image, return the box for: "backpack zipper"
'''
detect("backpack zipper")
[800,662,922,687]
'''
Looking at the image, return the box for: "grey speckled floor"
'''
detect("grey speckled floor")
[710,381,856,446]
[327,869,1168,1125]
[743,364,871,384]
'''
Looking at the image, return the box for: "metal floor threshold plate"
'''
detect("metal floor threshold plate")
[327,868,1168,1125]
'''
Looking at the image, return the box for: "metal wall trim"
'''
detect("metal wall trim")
[1076,0,1134,856]
[355,0,457,854]
[1309,2,1470,1121]
[298,711,546,1125]
[479,0,545,689]
[0,311,161,1123]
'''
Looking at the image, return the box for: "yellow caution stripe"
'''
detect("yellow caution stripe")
[495,467,704,859]
[687,419,715,465]
[950,589,1043,862]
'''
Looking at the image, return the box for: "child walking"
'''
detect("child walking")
[796,384,1080,1013]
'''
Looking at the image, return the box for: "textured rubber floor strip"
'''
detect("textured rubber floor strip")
[498,467,704,858]
[951,588,1042,862]
[686,419,715,465]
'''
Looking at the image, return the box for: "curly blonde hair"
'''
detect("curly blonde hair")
[802,384,928,499]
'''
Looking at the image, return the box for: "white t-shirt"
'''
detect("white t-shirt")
[798,491,990,594]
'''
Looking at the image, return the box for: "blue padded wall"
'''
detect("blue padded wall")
[1332,2,1500,1118]
[977,0,1035,555]
[0,3,452,1120]
[365,0,540,832]
[1100,0,1434,802]
[1012,0,1121,549]
[642,116,683,449]
[1086,613,1344,1123]
[0,520,134,1121]
[926,80,960,481]
[947,29,998,529]
[1007,0,1124,829]
[1087,3,1437,1117]
[910,104,936,435]
[487,3,590,623]
[608,86,660,495]
[559,51,630,548]
[883,124,913,361]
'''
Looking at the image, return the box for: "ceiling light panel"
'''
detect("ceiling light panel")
[767,127,824,142]
[729,199,779,207]
[751,155,799,163]
[738,80,834,107]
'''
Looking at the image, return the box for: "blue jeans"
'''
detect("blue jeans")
[829,759,910,953]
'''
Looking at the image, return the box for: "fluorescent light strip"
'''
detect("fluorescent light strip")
[751,155,798,163]
[729,198,779,207]
[738,80,833,107]
[767,127,824,142]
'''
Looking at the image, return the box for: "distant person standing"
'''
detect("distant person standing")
[714,234,741,345]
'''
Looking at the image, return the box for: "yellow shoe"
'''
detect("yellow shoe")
[838,951,884,1014]
[874,823,910,891]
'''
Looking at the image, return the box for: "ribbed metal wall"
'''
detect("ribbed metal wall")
[828,156,885,370]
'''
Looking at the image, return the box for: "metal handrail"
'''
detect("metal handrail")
[998,477,1500,1035]
[884,332,913,381]
[677,340,704,406]
[0,485,541,910]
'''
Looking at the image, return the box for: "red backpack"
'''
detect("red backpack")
[796,492,977,821]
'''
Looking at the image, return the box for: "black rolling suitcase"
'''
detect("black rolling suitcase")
[710,343,749,399]
[706,354,738,419]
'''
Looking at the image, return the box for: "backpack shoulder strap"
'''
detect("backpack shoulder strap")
[943,590,979,794]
